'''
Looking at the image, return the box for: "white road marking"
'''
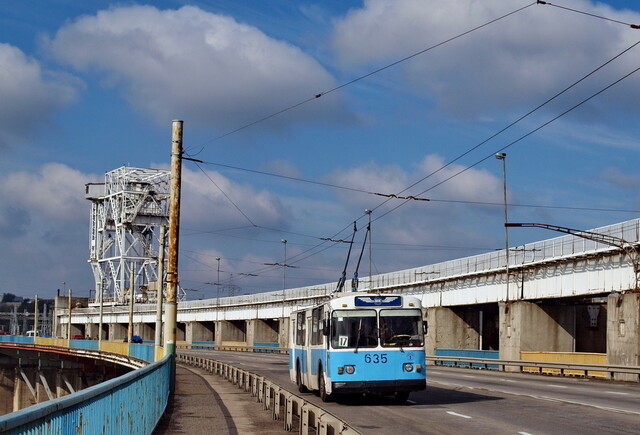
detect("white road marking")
[446,411,472,419]
[518,432,534,435]
[463,375,477,378]
[547,384,568,388]
[606,391,629,395]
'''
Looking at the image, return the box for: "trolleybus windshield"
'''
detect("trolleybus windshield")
[380,309,424,347]
[331,310,377,349]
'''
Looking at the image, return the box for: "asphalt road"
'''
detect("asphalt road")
[181,350,640,435]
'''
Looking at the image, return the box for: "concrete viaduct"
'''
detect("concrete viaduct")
[56,218,640,381]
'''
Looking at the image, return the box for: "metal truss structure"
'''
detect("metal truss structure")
[86,166,184,304]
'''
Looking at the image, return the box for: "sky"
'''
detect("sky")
[1,0,639,300]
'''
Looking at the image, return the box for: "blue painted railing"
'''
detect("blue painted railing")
[130,343,155,362]
[0,355,172,434]
[69,338,99,350]
[254,342,279,352]
[0,336,33,344]
[435,349,499,369]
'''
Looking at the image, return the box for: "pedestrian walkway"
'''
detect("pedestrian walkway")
[154,364,284,434]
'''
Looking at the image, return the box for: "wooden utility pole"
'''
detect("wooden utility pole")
[33,295,38,337]
[164,120,183,361]
[155,226,166,349]
[67,289,72,339]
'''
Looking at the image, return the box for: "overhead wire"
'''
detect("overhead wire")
[375,64,640,222]
[194,159,640,214]
[181,2,640,287]
[537,1,640,28]
[184,1,539,156]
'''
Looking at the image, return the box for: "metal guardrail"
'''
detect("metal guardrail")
[428,356,640,379]
[176,353,361,435]
[178,346,639,381]
[0,341,148,369]
[0,355,172,434]
[177,343,288,353]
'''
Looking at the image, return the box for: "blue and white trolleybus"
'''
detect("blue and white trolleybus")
[289,292,426,402]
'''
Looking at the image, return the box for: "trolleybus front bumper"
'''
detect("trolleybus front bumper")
[331,379,425,395]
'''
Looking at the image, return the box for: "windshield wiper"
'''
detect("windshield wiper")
[354,318,362,354]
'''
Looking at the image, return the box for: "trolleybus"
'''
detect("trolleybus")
[289,292,426,402]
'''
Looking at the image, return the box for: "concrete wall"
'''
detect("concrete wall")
[216,320,246,343]
[607,292,640,381]
[246,319,279,346]
[499,301,575,365]
[109,323,127,341]
[425,303,500,357]
[185,321,214,343]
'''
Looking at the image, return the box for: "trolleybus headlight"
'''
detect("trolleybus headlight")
[345,365,355,374]
[403,363,414,372]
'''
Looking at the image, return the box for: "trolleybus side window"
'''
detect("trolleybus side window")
[296,311,306,346]
[311,306,323,345]
[379,309,424,347]
[331,310,377,348]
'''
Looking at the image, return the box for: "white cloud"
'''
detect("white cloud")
[181,166,289,229]
[45,5,348,129]
[0,44,78,147]
[0,164,98,295]
[599,166,640,189]
[331,0,640,120]
[0,163,97,221]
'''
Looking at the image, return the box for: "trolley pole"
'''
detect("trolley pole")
[164,120,183,366]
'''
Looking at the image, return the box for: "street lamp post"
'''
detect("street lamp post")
[281,240,287,318]
[215,257,221,305]
[495,152,510,301]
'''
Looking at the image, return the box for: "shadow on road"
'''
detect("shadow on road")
[330,384,503,407]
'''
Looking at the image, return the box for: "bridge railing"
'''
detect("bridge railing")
[177,344,639,381]
[177,353,361,435]
[0,352,172,434]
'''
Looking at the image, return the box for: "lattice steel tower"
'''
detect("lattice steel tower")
[86,166,180,304]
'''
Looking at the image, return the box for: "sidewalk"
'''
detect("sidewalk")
[154,364,284,434]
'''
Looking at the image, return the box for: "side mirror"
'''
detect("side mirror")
[322,319,330,336]
[423,320,428,335]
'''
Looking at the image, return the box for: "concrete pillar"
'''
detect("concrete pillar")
[12,370,22,412]
[499,301,575,369]
[0,369,14,415]
[109,323,127,341]
[13,369,34,411]
[56,371,68,398]
[185,321,214,344]
[607,292,640,382]
[246,319,279,347]
[86,323,99,340]
[216,320,246,344]
[278,317,289,348]
[134,323,155,341]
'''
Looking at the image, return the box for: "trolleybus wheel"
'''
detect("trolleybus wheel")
[296,363,307,393]
[319,372,330,402]
[394,391,409,403]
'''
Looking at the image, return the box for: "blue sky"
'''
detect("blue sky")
[1,0,639,300]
